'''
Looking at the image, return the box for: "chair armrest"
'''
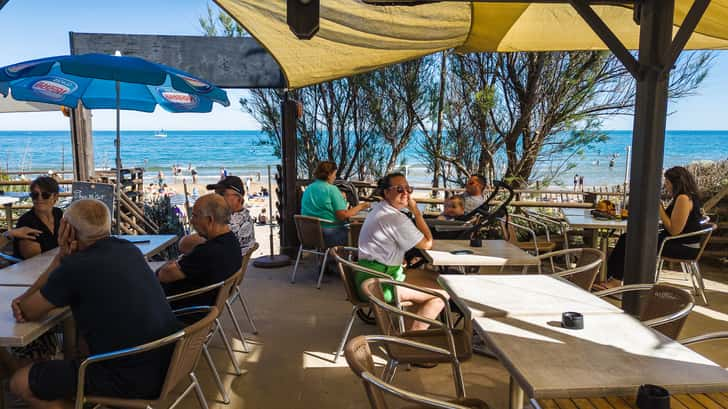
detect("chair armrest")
[593,284,653,298]
[535,248,587,261]
[679,331,728,345]
[375,279,453,329]
[166,281,224,302]
[657,225,714,257]
[76,330,185,409]
[642,302,694,329]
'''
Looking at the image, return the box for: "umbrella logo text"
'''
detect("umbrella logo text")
[161,90,199,108]
[31,77,78,101]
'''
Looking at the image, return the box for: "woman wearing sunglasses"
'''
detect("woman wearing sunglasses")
[13,176,63,259]
[356,172,448,331]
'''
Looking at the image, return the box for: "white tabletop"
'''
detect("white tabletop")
[438,275,621,318]
[0,286,70,347]
[0,234,177,286]
[424,240,539,267]
[476,312,728,399]
[562,208,627,230]
[0,196,19,206]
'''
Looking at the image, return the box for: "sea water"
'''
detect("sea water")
[0,130,727,187]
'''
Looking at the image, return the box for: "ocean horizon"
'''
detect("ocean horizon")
[1,129,727,187]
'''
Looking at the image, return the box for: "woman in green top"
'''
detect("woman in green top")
[300,161,370,247]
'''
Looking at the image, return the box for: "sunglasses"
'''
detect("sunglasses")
[388,185,414,194]
[30,191,54,200]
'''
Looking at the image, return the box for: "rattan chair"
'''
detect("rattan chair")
[291,215,333,288]
[73,306,218,409]
[345,335,490,409]
[226,242,260,349]
[330,246,392,361]
[595,284,695,339]
[362,278,472,399]
[535,248,604,291]
[166,267,246,403]
[656,224,716,304]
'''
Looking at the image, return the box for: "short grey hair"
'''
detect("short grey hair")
[63,199,111,241]
[196,193,231,225]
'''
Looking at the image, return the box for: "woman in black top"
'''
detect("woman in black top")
[14,176,63,259]
[604,166,703,285]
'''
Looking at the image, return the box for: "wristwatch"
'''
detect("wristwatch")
[1,230,12,241]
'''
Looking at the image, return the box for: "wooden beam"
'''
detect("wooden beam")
[669,0,711,70]
[69,33,285,89]
[69,105,94,181]
[569,0,641,80]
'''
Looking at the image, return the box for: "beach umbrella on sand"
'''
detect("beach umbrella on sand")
[0,53,229,232]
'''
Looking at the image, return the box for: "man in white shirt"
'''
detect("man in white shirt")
[460,174,488,215]
[356,172,448,331]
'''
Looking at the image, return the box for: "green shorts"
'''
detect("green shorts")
[355,259,406,304]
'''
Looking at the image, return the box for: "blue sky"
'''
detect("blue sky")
[1,0,727,131]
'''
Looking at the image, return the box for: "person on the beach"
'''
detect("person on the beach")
[460,174,488,214]
[14,177,63,260]
[157,194,243,308]
[258,208,267,225]
[579,175,584,191]
[300,161,370,247]
[438,196,465,220]
[355,172,447,331]
[178,177,256,257]
[600,166,704,288]
[191,167,198,184]
[157,170,164,186]
[573,174,579,191]
[10,199,181,406]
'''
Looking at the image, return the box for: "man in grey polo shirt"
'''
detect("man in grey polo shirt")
[461,174,489,215]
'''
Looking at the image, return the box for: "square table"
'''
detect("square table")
[424,240,540,273]
[0,234,177,286]
[0,286,70,347]
[562,208,627,280]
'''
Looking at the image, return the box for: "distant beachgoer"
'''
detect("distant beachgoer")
[245,177,252,195]
[191,168,198,184]
[256,172,261,181]
[609,158,615,168]
[573,174,578,191]
[579,176,584,191]
[261,187,269,197]
[258,208,267,225]
[157,170,164,186]
[188,163,192,172]
[223,167,228,178]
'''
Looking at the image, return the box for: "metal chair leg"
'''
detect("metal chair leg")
[334,306,358,361]
[202,345,230,404]
[190,372,211,409]
[383,359,398,383]
[225,299,249,353]
[691,261,708,304]
[290,245,303,283]
[316,250,328,289]
[215,318,242,376]
[451,359,467,399]
[236,290,258,334]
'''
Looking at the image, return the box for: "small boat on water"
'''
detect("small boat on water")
[154,129,167,138]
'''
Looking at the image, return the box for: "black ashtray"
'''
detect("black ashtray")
[636,384,670,409]
[561,312,584,329]
[450,249,474,255]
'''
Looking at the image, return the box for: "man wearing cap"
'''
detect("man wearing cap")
[178,176,256,256]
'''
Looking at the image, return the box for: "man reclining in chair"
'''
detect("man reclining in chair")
[10,199,181,408]
[355,172,449,331]
[156,193,243,308]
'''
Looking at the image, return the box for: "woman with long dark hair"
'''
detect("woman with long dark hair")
[603,166,703,286]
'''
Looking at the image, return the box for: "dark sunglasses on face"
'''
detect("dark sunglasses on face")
[388,185,414,194]
[30,191,53,200]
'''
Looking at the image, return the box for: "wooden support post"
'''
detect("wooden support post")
[622,0,674,315]
[280,93,299,257]
[69,105,94,181]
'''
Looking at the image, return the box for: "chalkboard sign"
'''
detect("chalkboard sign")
[72,182,115,214]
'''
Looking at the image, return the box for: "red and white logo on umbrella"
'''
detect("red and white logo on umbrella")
[160,89,199,108]
[31,77,78,101]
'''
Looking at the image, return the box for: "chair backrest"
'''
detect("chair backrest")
[498,216,518,244]
[694,223,716,262]
[159,307,219,399]
[641,284,695,339]
[362,279,402,336]
[235,242,260,287]
[330,246,365,305]
[294,215,326,249]
[214,267,244,310]
[345,336,474,409]
[556,248,604,291]
[349,222,363,247]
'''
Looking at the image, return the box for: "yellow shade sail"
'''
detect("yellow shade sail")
[214,0,728,89]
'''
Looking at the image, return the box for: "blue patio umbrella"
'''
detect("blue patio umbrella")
[0,53,230,232]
